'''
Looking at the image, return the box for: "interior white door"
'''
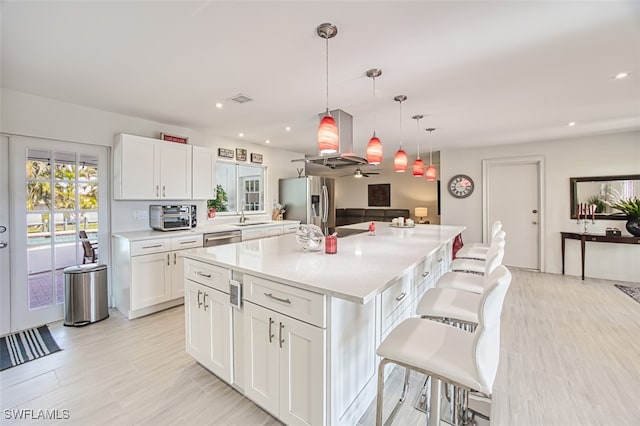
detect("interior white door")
[485,158,542,270]
[0,136,10,336]
[9,136,110,332]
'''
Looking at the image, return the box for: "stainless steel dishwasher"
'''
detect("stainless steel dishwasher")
[203,230,242,247]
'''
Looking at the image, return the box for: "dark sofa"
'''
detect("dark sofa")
[336,208,411,226]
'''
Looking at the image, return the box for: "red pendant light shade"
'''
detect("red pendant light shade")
[367,135,383,165]
[318,114,339,154]
[394,149,408,172]
[412,158,424,177]
[425,164,437,181]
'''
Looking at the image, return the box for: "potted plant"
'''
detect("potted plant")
[207,184,228,217]
[606,193,640,236]
[586,195,606,214]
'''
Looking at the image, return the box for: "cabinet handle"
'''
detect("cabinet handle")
[156,185,159,197]
[162,185,166,197]
[180,240,198,245]
[395,292,407,302]
[422,271,430,277]
[173,252,177,265]
[264,293,291,304]
[268,317,275,343]
[279,322,285,348]
[167,253,170,266]
[196,271,212,278]
[197,290,203,308]
[203,292,209,311]
[142,244,162,249]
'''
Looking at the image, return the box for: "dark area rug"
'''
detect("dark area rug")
[0,325,61,371]
[615,284,640,304]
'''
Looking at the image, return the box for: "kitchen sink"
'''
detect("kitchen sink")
[232,222,269,227]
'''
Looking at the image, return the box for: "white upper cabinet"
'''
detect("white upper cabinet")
[113,133,192,200]
[191,145,216,200]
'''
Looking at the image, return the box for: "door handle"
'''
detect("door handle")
[203,292,209,311]
[0,241,7,249]
[532,209,538,214]
[167,253,170,266]
[162,185,166,197]
[532,221,538,225]
[173,252,177,265]
[268,317,275,343]
[156,185,160,197]
[197,290,203,308]
[0,225,6,233]
[279,322,285,348]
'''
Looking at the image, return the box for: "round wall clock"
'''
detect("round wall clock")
[448,174,474,198]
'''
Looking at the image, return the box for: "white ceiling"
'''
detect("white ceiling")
[2,1,639,158]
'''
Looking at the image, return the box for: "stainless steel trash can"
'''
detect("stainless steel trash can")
[63,264,109,326]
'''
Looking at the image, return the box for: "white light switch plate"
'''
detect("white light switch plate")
[133,210,148,220]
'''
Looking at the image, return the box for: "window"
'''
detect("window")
[209,163,265,216]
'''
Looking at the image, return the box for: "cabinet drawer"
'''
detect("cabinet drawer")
[381,275,412,333]
[184,258,230,294]
[244,274,325,328]
[242,228,263,241]
[413,256,434,286]
[131,238,170,256]
[171,234,203,250]
[263,226,282,237]
[282,223,299,234]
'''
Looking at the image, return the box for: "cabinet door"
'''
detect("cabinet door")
[243,302,280,417]
[279,316,326,426]
[159,142,192,199]
[192,146,216,200]
[115,134,160,199]
[170,251,186,299]
[242,228,264,241]
[185,280,207,360]
[201,287,233,384]
[131,252,170,310]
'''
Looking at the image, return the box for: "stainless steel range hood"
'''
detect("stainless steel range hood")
[293,109,368,169]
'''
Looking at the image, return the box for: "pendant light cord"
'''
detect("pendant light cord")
[325,35,329,114]
[372,76,377,134]
[415,117,421,159]
[427,128,435,164]
[399,100,403,149]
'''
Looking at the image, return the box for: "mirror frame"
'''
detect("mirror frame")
[570,174,640,220]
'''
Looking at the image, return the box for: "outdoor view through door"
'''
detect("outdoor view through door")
[26,149,99,310]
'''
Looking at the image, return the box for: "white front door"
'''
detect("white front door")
[483,156,544,271]
[9,136,109,332]
[0,136,11,336]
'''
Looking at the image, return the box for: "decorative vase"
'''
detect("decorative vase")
[626,217,640,237]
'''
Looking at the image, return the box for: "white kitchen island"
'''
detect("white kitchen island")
[182,222,464,426]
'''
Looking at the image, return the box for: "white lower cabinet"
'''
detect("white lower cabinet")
[131,251,171,310]
[243,301,326,426]
[185,279,232,384]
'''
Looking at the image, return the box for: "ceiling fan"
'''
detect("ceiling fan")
[340,167,381,178]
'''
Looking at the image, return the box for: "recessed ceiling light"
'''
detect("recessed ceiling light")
[238,132,244,137]
[285,126,291,131]
[215,102,223,108]
[265,139,271,144]
[613,72,629,80]
[568,122,576,127]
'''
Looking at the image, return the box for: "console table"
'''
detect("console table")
[561,232,640,280]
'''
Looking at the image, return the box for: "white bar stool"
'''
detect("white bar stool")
[456,230,506,261]
[456,221,502,259]
[376,266,512,426]
[450,237,505,275]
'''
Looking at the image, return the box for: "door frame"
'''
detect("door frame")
[482,155,545,272]
[0,136,10,336]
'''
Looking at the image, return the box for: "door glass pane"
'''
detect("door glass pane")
[26,149,51,179]
[79,182,98,209]
[26,182,50,211]
[27,243,53,309]
[54,182,76,210]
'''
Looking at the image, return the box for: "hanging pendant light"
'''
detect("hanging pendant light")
[317,23,339,155]
[425,128,437,181]
[393,95,408,172]
[412,115,424,177]
[366,68,383,165]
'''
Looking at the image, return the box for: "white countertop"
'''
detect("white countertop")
[183,223,465,304]
[112,220,300,241]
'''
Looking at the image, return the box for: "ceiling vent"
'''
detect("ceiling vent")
[229,93,253,104]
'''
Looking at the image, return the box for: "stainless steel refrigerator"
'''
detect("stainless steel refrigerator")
[279,176,335,235]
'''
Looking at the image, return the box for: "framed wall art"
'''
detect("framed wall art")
[250,153,263,164]
[218,148,234,159]
[368,183,391,207]
[236,148,247,161]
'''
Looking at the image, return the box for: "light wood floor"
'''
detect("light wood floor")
[1,269,639,425]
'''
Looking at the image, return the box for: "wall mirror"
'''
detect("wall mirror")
[570,174,640,220]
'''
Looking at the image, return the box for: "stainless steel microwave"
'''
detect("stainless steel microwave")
[149,205,197,231]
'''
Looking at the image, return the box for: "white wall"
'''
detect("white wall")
[1,89,303,232]
[440,130,640,282]
[333,155,441,224]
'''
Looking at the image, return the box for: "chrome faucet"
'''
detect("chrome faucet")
[239,201,247,223]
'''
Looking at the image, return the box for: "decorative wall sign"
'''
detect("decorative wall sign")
[368,183,391,207]
[218,148,234,159]
[160,133,189,144]
[236,148,247,161]
[250,153,263,164]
